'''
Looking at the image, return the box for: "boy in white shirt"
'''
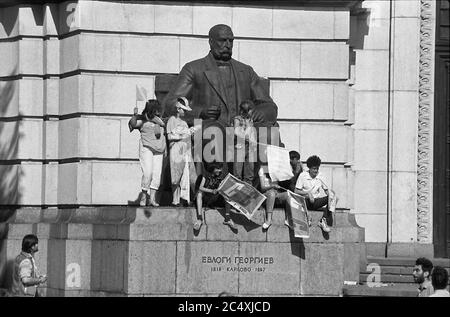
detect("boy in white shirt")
[295,155,338,233]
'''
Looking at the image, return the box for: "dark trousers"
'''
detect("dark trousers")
[306,196,331,222]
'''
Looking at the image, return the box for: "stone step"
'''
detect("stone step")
[360,265,450,276]
[359,257,450,286]
[359,273,415,284]
[343,284,418,297]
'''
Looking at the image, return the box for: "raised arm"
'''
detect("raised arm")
[128,114,144,132]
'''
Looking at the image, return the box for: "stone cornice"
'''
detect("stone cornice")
[0,0,362,9]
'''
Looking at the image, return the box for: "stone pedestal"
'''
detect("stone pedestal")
[0,207,365,296]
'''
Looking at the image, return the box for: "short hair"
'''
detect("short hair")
[206,161,224,173]
[208,24,232,40]
[21,234,38,253]
[289,151,300,160]
[431,266,449,290]
[142,99,161,119]
[306,155,321,168]
[415,257,433,275]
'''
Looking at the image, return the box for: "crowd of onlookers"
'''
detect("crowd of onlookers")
[414,257,450,297]
[129,98,338,233]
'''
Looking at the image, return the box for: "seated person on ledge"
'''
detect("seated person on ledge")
[257,164,290,231]
[194,162,237,231]
[294,155,338,233]
[279,150,304,192]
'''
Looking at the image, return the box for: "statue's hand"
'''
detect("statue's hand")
[202,105,221,119]
[249,108,265,123]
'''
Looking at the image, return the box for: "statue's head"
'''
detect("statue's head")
[208,24,234,61]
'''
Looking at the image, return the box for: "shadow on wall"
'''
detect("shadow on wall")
[0,6,18,37]
[0,5,48,37]
[0,3,43,294]
[0,72,23,296]
[349,7,370,76]
[0,74,23,207]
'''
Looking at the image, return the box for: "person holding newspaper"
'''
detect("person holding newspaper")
[295,155,338,233]
[194,162,238,231]
[257,164,291,230]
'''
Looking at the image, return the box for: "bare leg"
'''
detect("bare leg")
[196,192,203,220]
[308,196,331,232]
[140,189,148,206]
[193,192,203,231]
[149,189,159,207]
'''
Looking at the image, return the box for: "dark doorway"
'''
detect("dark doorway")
[433,0,450,258]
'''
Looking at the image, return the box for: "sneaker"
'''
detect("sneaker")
[223,219,238,231]
[139,192,147,206]
[193,220,203,231]
[149,201,160,207]
[284,220,292,229]
[318,217,331,233]
[262,222,272,230]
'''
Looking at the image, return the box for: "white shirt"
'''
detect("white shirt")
[429,289,450,297]
[295,171,328,199]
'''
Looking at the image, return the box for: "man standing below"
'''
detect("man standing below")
[11,234,47,297]
[413,257,434,297]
